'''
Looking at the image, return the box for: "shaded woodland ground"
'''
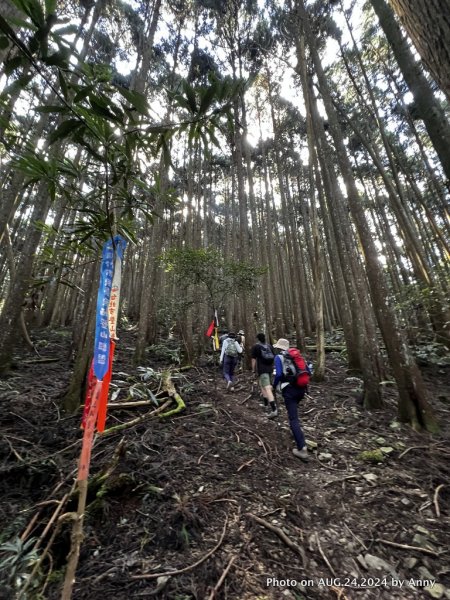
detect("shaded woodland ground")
[0,328,449,600]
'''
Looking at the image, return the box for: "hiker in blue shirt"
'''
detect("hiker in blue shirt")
[273,338,310,462]
[220,332,242,392]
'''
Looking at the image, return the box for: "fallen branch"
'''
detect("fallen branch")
[237,458,255,472]
[18,508,76,599]
[239,394,252,405]
[316,533,337,577]
[374,538,440,556]
[207,555,237,600]
[159,370,186,417]
[433,484,445,518]
[101,400,171,435]
[132,513,229,580]
[20,477,76,543]
[33,491,71,551]
[398,446,429,459]
[246,513,306,564]
[3,436,24,462]
[107,400,153,409]
[344,522,368,551]
[197,449,212,465]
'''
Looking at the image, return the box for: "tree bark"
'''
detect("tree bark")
[388,0,450,102]
[369,0,450,184]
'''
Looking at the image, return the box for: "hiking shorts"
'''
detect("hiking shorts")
[258,373,271,387]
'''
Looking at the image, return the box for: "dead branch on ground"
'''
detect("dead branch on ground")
[132,513,229,580]
[102,400,171,435]
[434,484,445,518]
[246,513,306,565]
[207,554,237,600]
[374,538,441,556]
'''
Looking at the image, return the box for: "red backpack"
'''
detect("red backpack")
[283,348,311,388]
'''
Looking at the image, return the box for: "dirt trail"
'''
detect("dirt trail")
[0,332,449,599]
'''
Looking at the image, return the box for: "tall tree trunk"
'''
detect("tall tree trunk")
[388,0,450,102]
[0,182,52,370]
[61,262,97,412]
[297,0,437,430]
[368,0,450,184]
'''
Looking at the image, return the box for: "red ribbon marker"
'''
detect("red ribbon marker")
[96,339,115,433]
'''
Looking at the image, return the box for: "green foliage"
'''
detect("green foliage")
[12,149,79,202]
[169,75,248,153]
[127,381,159,404]
[146,344,181,365]
[161,247,267,310]
[0,536,40,592]
[136,366,159,382]
[0,2,245,251]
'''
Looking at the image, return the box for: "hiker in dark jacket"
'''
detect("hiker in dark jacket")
[273,338,309,462]
[220,332,242,391]
[251,332,277,418]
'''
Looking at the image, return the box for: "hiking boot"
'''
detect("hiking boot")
[292,447,309,462]
[267,408,278,419]
[226,381,232,390]
[230,386,235,392]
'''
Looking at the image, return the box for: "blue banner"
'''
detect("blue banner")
[93,236,127,380]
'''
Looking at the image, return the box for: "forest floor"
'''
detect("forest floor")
[1,329,450,600]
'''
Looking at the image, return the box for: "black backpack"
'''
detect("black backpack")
[259,343,275,364]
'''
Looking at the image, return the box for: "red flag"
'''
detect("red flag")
[78,380,102,481]
[205,320,215,337]
[96,339,115,433]
[81,361,97,430]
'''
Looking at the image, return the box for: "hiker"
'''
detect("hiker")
[237,329,245,371]
[219,331,229,349]
[251,332,277,418]
[220,332,242,391]
[237,329,245,348]
[273,338,311,462]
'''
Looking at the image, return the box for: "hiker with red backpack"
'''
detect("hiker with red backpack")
[273,338,312,462]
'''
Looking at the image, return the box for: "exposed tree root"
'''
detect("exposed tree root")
[246,513,307,565]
